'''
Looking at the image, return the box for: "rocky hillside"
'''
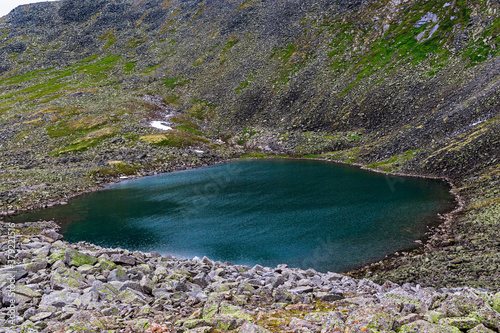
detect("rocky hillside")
[0,0,499,297]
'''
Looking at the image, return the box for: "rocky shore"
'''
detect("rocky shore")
[1,221,499,332]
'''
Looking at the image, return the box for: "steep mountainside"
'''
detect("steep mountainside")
[0,0,499,289]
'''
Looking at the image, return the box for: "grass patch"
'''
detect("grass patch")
[47,116,109,138]
[164,77,189,89]
[90,161,141,177]
[51,127,117,156]
[366,150,420,172]
[240,153,288,159]
[140,131,209,148]
[123,62,136,72]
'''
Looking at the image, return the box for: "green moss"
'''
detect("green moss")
[99,30,117,50]
[164,77,189,89]
[123,62,136,72]
[163,94,180,105]
[222,38,239,54]
[366,150,419,171]
[91,162,141,177]
[0,67,54,85]
[152,130,209,148]
[235,75,254,94]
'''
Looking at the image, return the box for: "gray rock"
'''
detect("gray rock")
[110,254,136,265]
[289,286,314,294]
[140,275,154,294]
[29,311,52,322]
[40,290,79,308]
[107,267,129,282]
[238,322,271,333]
[0,265,28,281]
[64,249,98,267]
[468,324,496,333]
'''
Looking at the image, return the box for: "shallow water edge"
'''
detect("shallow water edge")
[2,155,463,275]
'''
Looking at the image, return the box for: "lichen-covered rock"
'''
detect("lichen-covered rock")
[3,221,500,333]
[39,290,79,309]
[468,324,496,333]
[238,322,271,333]
[399,319,461,333]
[438,316,481,330]
[470,306,500,331]
[64,249,98,267]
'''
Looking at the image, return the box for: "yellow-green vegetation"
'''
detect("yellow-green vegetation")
[164,76,189,89]
[235,73,255,94]
[123,61,136,72]
[163,94,180,105]
[187,99,216,120]
[139,130,209,148]
[99,30,117,50]
[366,150,420,172]
[47,115,110,138]
[52,127,118,156]
[240,152,288,159]
[171,115,204,135]
[90,161,142,178]
[236,127,261,145]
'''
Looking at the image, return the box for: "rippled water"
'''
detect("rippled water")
[10,159,455,272]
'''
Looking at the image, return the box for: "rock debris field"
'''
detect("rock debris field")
[1,222,499,332]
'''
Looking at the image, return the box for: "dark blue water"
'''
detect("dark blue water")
[9,160,455,272]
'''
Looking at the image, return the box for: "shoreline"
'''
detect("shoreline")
[1,153,467,284]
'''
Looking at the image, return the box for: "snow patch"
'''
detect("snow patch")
[151,121,173,131]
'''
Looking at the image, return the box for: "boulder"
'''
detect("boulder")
[64,249,98,267]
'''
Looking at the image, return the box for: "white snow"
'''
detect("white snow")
[150,121,172,131]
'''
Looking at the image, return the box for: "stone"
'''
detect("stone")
[29,312,52,322]
[40,290,79,309]
[41,229,63,241]
[439,316,481,330]
[423,310,444,324]
[0,265,28,281]
[468,324,496,333]
[13,285,41,298]
[77,264,95,275]
[289,317,319,331]
[470,306,500,331]
[24,259,48,273]
[90,282,120,302]
[110,254,136,265]
[399,319,461,333]
[491,292,500,313]
[289,286,314,294]
[140,275,154,294]
[273,289,300,303]
[64,249,98,267]
[108,268,128,282]
[101,306,120,316]
[50,269,86,290]
[98,258,116,270]
[395,313,423,327]
[238,322,271,333]
[118,288,148,305]
[315,291,343,302]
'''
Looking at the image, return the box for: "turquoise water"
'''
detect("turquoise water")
[9,160,455,272]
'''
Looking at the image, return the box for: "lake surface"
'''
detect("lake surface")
[10,159,455,272]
